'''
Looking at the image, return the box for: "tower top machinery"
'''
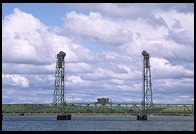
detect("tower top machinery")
[137,50,153,120]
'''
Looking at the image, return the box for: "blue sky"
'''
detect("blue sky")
[2,3,194,104]
[2,3,70,26]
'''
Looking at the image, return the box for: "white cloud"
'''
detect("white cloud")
[2,74,29,88]
[2,5,194,104]
[2,8,96,66]
[151,57,193,79]
[154,10,194,33]
[2,63,54,74]
[63,11,132,45]
[61,3,194,18]
[154,9,194,45]
[2,8,52,64]
[66,62,92,73]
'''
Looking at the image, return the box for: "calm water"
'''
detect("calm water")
[2,115,194,131]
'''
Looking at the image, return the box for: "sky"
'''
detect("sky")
[2,3,194,104]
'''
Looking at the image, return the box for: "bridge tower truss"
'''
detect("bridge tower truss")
[53,51,66,106]
[142,50,153,112]
[137,50,153,120]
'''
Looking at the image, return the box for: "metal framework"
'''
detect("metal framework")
[2,103,194,116]
[142,50,153,113]
[53,51,66,107]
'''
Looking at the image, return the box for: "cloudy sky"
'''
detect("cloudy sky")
[2,3,194,104]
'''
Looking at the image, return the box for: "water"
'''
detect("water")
[2,115,194,131]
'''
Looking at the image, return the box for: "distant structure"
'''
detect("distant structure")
[137,50,153,120]
[53,51,66,106]
[96,97,110,105]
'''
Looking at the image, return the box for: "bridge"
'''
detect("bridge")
[2,103,194,116]
[2,51,194,119]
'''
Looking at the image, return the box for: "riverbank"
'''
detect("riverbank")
[3,112,194,116]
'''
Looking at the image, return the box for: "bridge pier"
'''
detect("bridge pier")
[137,114,147,120]
[57,113,71,120]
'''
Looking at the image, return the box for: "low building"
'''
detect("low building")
[96,97,109,105]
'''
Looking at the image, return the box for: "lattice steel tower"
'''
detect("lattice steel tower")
[137,50,153,120]
[53,51,66,106]
[142,50,153,107]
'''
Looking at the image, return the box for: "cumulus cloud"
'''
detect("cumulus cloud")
[62,11,132,46]
[62,3,194,18]
[151,57,193,79]
[2,74,29,88]
[154,9,194,45]
[2,8,96,65]
[2,8,51,64]
[2,5,194,104]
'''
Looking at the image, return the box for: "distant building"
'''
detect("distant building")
[96,97,109,105]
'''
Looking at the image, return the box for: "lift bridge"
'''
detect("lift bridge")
[2,103,194,116]
[2,51,194,117]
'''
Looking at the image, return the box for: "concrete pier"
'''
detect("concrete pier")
[137,115,147,120]
[57,114,71,120]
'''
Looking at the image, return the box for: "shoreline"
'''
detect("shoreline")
[2,112,194,116]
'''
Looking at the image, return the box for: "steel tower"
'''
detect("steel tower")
[53,51,66,106]
[137,50,153,120]
[142,50,153,109]
[53,51,71,120]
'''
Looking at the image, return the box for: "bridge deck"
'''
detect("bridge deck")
[2,103,194,116]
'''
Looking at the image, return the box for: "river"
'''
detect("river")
[2,115,194,131]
